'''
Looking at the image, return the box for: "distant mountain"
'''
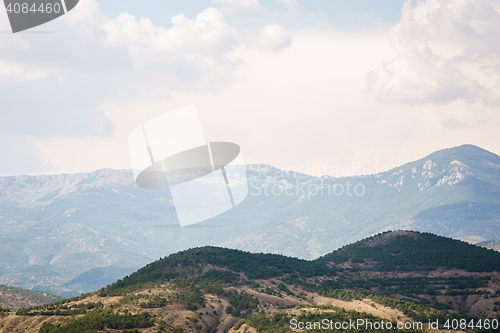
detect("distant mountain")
[1,144,499,296]
[477,240,500,252]
[4,231,500,333]
[0,285,62,311]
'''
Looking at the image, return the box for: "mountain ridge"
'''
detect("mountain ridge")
[1,144,499,297]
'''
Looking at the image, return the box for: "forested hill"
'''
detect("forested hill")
[7,231,500,332]
[0,285,63,310]
[107,230,500,294]
[320,230,500,272]
[106,247,331,295]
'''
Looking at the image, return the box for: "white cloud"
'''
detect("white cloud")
[215,0,266,19]
[249,24,292,52]
[101,8,234,57]
[442,118,470,129]
[0,61,48,82]
[364,71,379,93]
[376,0,500,105]
[0,5,123,140]
[60,0,105,39]
[0,134,58,176]
[276,0,299,12]
[100,8,238,91]
[0,3,242,175]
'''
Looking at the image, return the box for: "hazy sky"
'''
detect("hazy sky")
[1,0,500,177]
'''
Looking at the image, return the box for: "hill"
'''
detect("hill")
[105,231,500,292]
[321,230,500,272]
[1,144,500,296]
[0,285,63,311]
[2,231,500,332]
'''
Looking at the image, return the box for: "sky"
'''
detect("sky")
[1,0,500,177]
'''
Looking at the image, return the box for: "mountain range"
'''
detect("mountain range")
[0,144,499,296]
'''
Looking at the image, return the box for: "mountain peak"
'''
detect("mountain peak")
[377,144,500,192]
[427,144,500,162]
[322,230,500,272]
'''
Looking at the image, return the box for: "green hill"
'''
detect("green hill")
[107,230,500,294]
[0,284,63,311]
[320,230,500,272]
[6,231,500,332]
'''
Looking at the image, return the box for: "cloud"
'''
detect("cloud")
[101,8,234,57]
[0,2,244,174]
[364,71,379,93]
[249,24,292,52]
[100,7,239,91]
[376,0,500,105]
[0,0,131,142]
[215,0,266,19]
[0,4,239,144]
[442,119,470,129]
[0,61,48,82]
[0,0,131,73]
[276,0,299,12]
[0,0,127,174]
[0,135,59,176]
